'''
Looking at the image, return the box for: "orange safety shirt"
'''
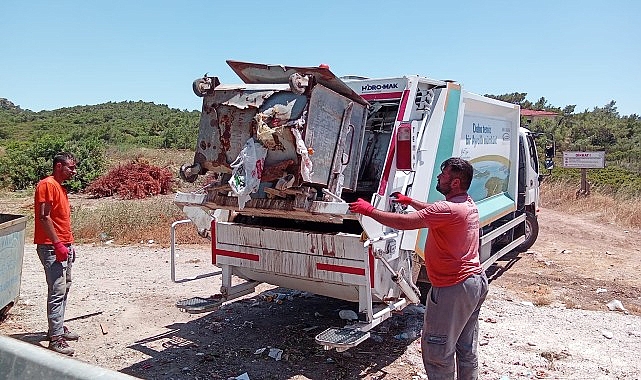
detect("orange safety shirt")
[34,176,74,245]
[416,194,481,287]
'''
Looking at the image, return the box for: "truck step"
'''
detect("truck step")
[315,327,370,352]
[176,295,224,314]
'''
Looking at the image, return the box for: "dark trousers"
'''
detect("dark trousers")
[421,272,489,380]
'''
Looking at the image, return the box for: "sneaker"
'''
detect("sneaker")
[47,326,80,341]
[49,336,74,356]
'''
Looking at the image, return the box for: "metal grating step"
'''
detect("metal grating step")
[176,295,224,314]
[315,327,370,351]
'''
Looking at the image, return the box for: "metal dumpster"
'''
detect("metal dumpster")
[0,213,27,318]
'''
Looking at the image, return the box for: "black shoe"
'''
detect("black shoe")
[49,336,74,356]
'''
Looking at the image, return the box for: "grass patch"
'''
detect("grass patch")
[72,196,205,245]
[541,179,641,228]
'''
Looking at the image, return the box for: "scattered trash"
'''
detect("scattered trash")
[147,240,154,244]
[527,341,537,346]
[560,249,572,254]
[254,347,283,361]
[339,309,358,321]
[479,339,489,346]
[229,373,250,380]
[314,312,323,317]
[484,317,498,323]
[394,332,412,340]
[601,329,613,339]
[596,288,607,294]
[605,250,614,255]
[520,301,535,307]
[268,348,283,361]
[104,239,114,245]
[606,299,628,313]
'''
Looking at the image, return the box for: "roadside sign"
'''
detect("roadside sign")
[562,151,605,169]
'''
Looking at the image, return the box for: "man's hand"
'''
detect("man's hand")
[391,192,412,205]
[349,198,375,217]
[53,241,69,262]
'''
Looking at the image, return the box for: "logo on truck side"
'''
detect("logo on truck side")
[361,83,400,92]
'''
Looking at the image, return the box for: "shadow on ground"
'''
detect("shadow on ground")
[120,288,425,380]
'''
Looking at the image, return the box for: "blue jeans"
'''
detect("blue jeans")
[36,244,74,338]
[421,272,489,380]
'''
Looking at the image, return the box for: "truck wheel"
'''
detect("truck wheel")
[516,211,539,252]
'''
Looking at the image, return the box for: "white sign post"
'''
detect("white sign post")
[562,151,606,197]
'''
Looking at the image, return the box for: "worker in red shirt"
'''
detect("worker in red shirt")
[349,157,488,380]
[34,152,80,356]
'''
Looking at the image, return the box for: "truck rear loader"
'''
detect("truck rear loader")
[172,60,547,351]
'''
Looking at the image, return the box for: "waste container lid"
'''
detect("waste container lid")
[227,60,369,106]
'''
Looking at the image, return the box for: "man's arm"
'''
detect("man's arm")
[349,198,425,230]
[391,192,431,210]
[38,202,61,243]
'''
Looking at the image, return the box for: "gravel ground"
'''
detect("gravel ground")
[1,205,641,379]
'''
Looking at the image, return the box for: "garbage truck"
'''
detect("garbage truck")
[172,60,549,351]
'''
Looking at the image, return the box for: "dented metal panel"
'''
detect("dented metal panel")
[194,89,308,174]
[227,60,369,106]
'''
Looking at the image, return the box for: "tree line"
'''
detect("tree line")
[1,96,639,195]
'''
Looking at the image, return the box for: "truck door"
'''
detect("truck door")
[520,130,541,211]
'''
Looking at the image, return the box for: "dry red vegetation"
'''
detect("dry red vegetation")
[86,160,175,199]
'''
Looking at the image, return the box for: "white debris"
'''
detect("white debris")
[339,309,358,320]
[601,329,613,339]
[596,288,607,294]
[606,299,628,313]
[268,347,283,361]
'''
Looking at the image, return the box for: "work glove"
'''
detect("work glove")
[390,192,412,205]
[349,198,375,217]
[53,241,69,263]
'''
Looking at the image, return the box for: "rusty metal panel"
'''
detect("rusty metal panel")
[226,60,369,106]
[193,89,308,174]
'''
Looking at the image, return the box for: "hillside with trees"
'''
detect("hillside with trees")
[0,95,639,195]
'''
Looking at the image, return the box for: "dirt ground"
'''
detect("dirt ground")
[1,200,641,380]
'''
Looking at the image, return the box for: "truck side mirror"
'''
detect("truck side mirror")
[544,144,555,159]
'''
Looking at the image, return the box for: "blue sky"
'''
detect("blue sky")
[1,1,639,116]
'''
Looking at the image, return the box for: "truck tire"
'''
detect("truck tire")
[516,211,539,252]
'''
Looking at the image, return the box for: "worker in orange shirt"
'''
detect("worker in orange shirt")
[349,157,488,380]
[34,152,80,356]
